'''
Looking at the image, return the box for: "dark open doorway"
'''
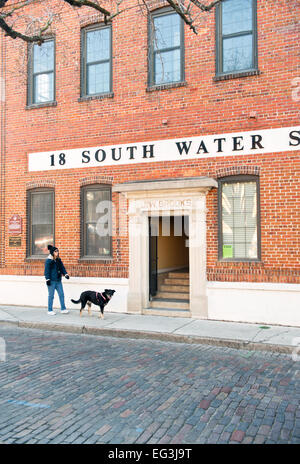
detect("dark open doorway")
[149,216,189,312]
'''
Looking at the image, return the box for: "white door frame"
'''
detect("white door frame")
[113,177,217,318]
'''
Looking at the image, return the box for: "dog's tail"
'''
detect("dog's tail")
[71,298,80,304]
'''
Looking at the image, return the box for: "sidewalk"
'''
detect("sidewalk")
[0,305,300,354]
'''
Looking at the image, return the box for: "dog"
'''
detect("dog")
[71,289,115,319]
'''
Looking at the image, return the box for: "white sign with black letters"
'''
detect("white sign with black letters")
[28,126,300,172]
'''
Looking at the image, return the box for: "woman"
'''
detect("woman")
[44,245,70,315]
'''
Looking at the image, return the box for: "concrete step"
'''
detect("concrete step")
[156,291,189,300]
[160,284,189,293]
[168,272,189,279]
[143,307,191,318]
[164,278,189,286]
[150,299,190,310]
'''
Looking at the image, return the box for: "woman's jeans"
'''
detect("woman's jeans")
[48,280,66,312]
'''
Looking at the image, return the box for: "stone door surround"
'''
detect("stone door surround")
[113,177,217,318]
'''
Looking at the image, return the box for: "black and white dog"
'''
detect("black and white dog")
[71,289,115,319]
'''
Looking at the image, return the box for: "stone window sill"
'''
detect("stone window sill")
[146,81,187,92]
[26,101,57,110]
[25,256,47,261]
[218,258,262,263]
[78,92,114,102]
[214,69,260,82]
[78,257,113,262]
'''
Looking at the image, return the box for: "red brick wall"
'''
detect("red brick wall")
[0,0,299,283]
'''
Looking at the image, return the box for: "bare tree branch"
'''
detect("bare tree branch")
[0,15,51,42]
[165,0,197,34]
[1,0,221,43]
[188,0,223,12]
[1,0,296,45]
[0,0,112,42]
[63,0,110,19]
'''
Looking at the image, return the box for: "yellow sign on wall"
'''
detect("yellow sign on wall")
[223,245,233,258]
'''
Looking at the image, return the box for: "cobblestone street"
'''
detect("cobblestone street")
[0,324,299,444]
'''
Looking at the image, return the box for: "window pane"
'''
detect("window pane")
[223,232,233,244]
[87,62,110,94]
[234,243,246,258]
[86,28,110,63]
[222,181,258,259]
[86,224,111,256]
[33,41,54,73]
[84,188,111,257]
[155,49,181,84]
[233,227,246,242]
[153,13,181,50]
[222,211,233,228]
[244,182,256,196]
[246,239,258,259]
[32,225,54,255]
[234,213,246,227]
[223,34,253,72]
[222,0,253,35]
[245,211,257,228]
[222,188,233,213]
[31,192,54,256]
[246,227,257,242]
[245,195,256,212]
[233,195,246,213]
[34,72,54,103]
[32,193,53,224]
[85,189,110,222]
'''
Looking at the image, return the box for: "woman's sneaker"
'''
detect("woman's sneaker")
[61,309,69,314]
[47,311,56,316]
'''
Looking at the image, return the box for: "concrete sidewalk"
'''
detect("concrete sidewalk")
[0,305,300,354]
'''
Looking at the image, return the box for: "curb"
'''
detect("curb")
[1,319,294,354]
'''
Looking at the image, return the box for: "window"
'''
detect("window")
[27,189,54,257]
[218,176,260,261]
[149,9,184,87]
[81,25,112,97]
[216,0,257,76]
[81,185,112,258]
[28,39,55,105]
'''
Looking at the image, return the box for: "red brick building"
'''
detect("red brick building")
[0,0,299,325]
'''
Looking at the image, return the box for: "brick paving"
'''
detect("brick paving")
[0,324,299,444]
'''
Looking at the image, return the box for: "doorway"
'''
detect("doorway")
[149,216,189,313]
[112,176,217,318]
